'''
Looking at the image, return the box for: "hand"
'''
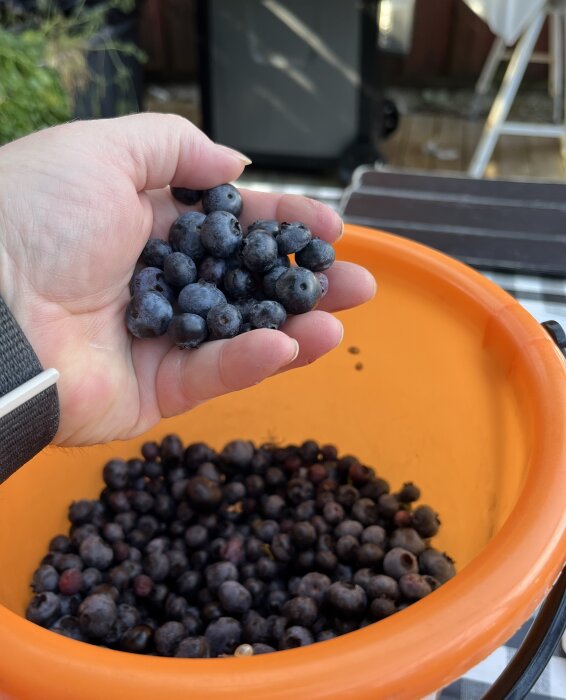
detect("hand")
[0,114,375,446]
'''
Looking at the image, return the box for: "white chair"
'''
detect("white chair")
[467,0,566,177]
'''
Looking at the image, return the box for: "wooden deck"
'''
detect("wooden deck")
[381,111,566,181]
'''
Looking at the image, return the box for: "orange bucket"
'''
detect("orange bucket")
[0,225,565,700]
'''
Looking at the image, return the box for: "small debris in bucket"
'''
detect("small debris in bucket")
[348,346,360,354]
[25,437,456,657]
[355,362,364,371]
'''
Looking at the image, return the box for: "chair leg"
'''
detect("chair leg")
[549,11,563,123]
[468,11,547,178]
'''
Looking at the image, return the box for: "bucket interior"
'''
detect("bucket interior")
[0,228,531,615]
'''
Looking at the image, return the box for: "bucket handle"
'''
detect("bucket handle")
[481,564,566,699]
[481,319,566,699]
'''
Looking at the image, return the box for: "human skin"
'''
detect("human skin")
[0,113,376,446]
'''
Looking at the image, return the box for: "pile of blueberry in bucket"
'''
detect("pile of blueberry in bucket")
[126,184,335,347]
[26,437,455,657]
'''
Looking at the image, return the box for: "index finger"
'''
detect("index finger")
[237,188,344,243]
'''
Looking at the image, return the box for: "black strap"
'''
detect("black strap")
[0,296,59,483]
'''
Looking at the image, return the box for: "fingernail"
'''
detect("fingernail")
[285,338,300,365]
[337,220,345,240]
[216,144,252,165]
[337,321,345,345]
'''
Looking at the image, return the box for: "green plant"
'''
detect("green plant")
[0,0,145,146]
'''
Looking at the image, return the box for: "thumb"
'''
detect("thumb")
[71,113,250,192]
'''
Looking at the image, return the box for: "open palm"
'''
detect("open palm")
[0,114,375,446]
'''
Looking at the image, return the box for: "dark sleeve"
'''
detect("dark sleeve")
[0,296,59,483]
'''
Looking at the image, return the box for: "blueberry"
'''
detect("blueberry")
[26,592,61,626]
[360,525,386,547]
[184,524,209,549]
[48,534,73,554]
[418,549,455,583]
[383,547,419,579]
[218,581,252,615]
[201,211,243,258]
[314,272,329,298]
[290,521,317,549]
[198,256,227,286]
[164,593,189,620]
[103,459,129,490]
[68,499,97,525]
[129,267,176,304]
[155,620,186,656]
[103,522,125,543]
[143,552,170,582]
[390,528,426,555]
[80,536,113,570]
[32,565,59,593]
[241,230,278,274]
[335,520,363,539]
[366,574,400,601]
[175,636,211,658]
[412,505,441,538]
[351,498,379,525]
[399,573,433,601]
[397,482,421,503]
[221,440,255,467]
[205,617,242,656]
[141,239,173,268]
[262,265,288,299]
[352,568,373,592]
[223,267,255,300]
[322,501,345,525]
[178,280,226,318]
[161,433,184,464]
[133,574,153,598]
[58,569,84,596]
[279,625,314,650]
[377,493,399,518]
[49,615,84,641]
[253,519,280,543]
[163,252,197,287]
[233,298,255,323]
[176,570,202,598]
[169,211,206,261]
[247,219,279,236]
[126,291,173,339]
[170,187,202,206]
[205,561,239,592]
[202,184,243,217]
[297,572,331,605]
[295,238,336,272]
[82,568,103,591]
[168,313,208,349]
[256,556,279,581]
[356,543,384,568]
[249,300,287,330]
[276,222,312,255]
[184,441,216,469]
[370,597,396,619]
[336,535,358,563]
[186,475,223,512]
[78,593,117,638]
[224,481,247,504]
[315,550,338,573]
[120,624,154,653]
[326,581,367,619]
[275,267,322,314]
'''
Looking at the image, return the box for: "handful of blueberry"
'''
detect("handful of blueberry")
[126,184,336,348]
[26,436,455,658]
